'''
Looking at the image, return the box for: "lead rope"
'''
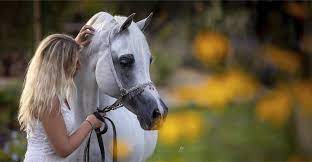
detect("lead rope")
[83,111,117,162]
[104,117,117,162]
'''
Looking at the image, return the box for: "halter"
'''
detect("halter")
[84,24,154,162]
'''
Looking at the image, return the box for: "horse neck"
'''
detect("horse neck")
[71,52,117,126]
[71,54,100,125]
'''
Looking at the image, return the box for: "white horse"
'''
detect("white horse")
[68,12,168,162]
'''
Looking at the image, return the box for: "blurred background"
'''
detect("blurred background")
[0,1,312,162]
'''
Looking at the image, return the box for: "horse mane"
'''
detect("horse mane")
[82,12,118,58]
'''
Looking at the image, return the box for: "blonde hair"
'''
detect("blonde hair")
[18,34,80,131]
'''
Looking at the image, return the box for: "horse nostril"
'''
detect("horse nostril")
[152,109,161,119]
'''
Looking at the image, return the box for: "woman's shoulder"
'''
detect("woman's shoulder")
[50,95,62,116]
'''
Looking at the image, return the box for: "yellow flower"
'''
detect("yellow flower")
[225,70,258,102]
[159,113,182,145]
[180,111,205,141]
[202,75,232,108]
[109,139,130,160]
[263,45,301,74]
[255,87,292,127]
[173,69,258,109]
[159,111,205,144]
[292,80,312,115]
[193,31,230,65]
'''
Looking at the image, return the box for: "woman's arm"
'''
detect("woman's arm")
[42,96,101,157]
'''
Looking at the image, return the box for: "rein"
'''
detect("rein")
[83,112,116,162]
[83,25,154,162]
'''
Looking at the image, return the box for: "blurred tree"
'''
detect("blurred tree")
[33,0,41,46]
[0,1,33,77]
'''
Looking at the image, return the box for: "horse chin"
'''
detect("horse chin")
[136,116,150,130]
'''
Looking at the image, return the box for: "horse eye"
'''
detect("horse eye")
[119,54,135,67]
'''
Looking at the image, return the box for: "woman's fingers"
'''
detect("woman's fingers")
[75,25,95,47]
[79,30,94,39]
[80,25,95,33]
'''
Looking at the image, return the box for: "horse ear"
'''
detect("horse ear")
[136,12,153,32]
[119,13,136,32]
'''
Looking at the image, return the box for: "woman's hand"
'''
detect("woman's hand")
[75,25,95,47]
[86,114,102,129]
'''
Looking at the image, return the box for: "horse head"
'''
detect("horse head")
[84,12,168,130]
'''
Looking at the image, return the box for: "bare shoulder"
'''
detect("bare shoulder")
[41,95,62,124]
[50,95,61,116]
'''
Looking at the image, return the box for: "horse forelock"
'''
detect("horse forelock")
[82,12,147,60]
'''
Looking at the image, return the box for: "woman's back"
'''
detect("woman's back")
[24,97,75,162]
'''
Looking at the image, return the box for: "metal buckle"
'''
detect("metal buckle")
[120,88,127,97]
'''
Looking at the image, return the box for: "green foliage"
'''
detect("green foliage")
[0,131,27,162]
[0,80,25,162]
[158,23,174,42]
[7,132,27,162]
[0,149,11,162]
[0,80,22,107]
[0,80,22,132]
[150,50,179,86]
[0,2,33,53]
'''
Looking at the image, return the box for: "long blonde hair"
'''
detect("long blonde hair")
[18,34,80,131]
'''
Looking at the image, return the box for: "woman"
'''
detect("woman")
[18,25,102,162]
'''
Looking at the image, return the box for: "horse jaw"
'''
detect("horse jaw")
[95,51,121,98]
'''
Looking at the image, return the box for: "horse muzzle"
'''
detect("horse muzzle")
[136,97,168,130]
